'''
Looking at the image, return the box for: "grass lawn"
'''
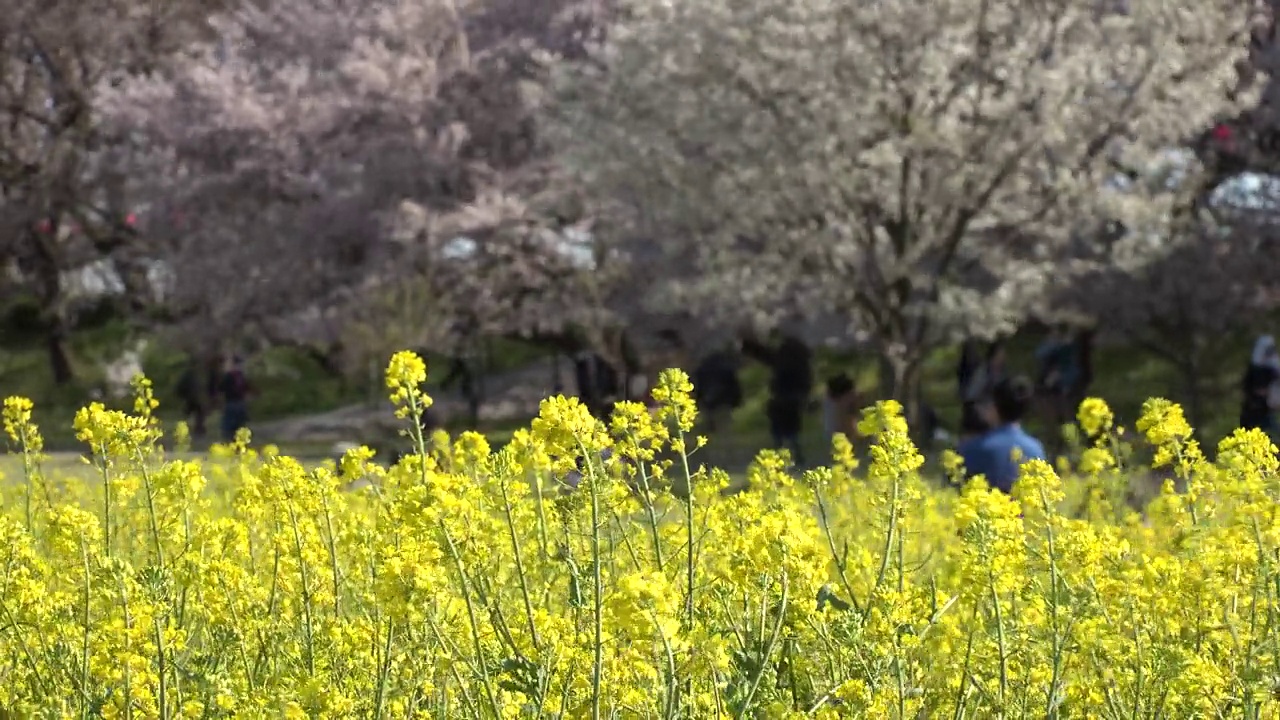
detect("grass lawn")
[0,311,550,452]
[1,322,1224,500]
[410,327,1250,476]
[0,306,1253,469]
[702,328,1249,470]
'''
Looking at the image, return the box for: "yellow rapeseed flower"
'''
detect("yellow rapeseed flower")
[1,349,1278,719]
[386,350,431,418]
[651,368,697,432]
[1076,397,1113,439]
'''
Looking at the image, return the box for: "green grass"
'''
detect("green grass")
[0,323,1241,494]
[0,306,556,452]
[0,303,1252,466]
[0,334,370,450]
[707,328,1248,469]
[448,328,1205,471]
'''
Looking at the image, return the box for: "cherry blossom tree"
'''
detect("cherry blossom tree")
[97,0,611,372]
[0,0,218,381]
[549,0,1257,414]
[1196,1,1280,183]
[1070,208,1280,429]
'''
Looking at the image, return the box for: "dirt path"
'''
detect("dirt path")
[214,357,825,473]
[253,357,567,445]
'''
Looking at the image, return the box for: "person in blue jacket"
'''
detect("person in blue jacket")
[957,375,1045,494]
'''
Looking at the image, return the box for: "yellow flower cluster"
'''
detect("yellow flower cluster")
[4,363,1280,718]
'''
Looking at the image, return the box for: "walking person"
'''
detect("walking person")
[1072,328,1095,407]
[1036,325,1083,451]
[692,342,744,434]
[957,339,982,409]
[175,357,210,438]
[959,339,1007,439]
[573,350,620,419]
[439,353,480,428]
[1240,335,1280,434]
[823,372,858,446]
[216,354,253,442]
[742,331,814,467]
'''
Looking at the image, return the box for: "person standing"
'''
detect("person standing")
[573,351,619,419]
[439,353,480,428]
[1036,325,1083,452]
[1074,328,1095,401]
[957,339,983,405]
[1037,326,1080,399]
[960,339,1007,438]
[692,342,744,434]
[175,357,210,438]
[1240,335,1280,434]
[823,373,858,444]
[216,355,253,442]
[742,331,814,466]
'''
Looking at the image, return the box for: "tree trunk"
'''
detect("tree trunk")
[551,352,564,394]
[471,338,488,427]
[47,320,73,385]
[1177,356,1207,434]
[878,349,927,439]
[29,231,72,385]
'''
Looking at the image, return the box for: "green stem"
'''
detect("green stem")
[875,476,901,591]
[633,450,666,571]
[407,394,430,485]
[951,604,979,720]
[120,574,135,720]
[531,469,551,559]
[740,572,788,714]
[814,486,862,613]
[1129,605,1143,720]
[896,518,905,593]
[373,617,395,720]
[677,430,696,629]
[135,450,166,567]
[649,606,681,719]
[135,451,175,716]
[153,615,169,720]
[319,489,343,617]
[95,449,113,558]
[80,543,92,720]
[0,597,49,694]
[1042,490,1064,720]
[218,580,255,691]
[499,473,541,650]
[135,448,171,719]
[425,614,482,718]
[283,498,316,676]
[586,450,605,720]
[441,523,501,719]
[990,577,1007,719]
[20,442,32,532]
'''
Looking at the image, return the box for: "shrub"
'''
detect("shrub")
[0,352,1276,717]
